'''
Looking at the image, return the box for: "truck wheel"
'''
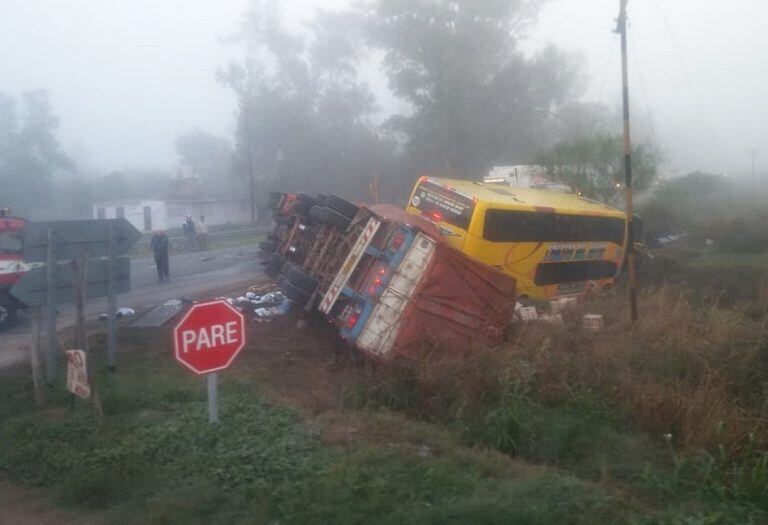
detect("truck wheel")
[0,294,17,331]
[265,254,285,279]
[327,195,359,219]
[277,276,311,305]
[259,239,279,253]
[309,205,351,230]
[296,193,318,206]
[293,200,314,218]
[268,192,284,210]
[282,262,318,292]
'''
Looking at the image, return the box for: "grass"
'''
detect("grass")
[0,333,632,525]
[346,286,768,521]
[1,286,767,523]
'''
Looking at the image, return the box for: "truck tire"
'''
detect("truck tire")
[308,205,351,230]
[296,193,318,206]
[259,239,279,253]
[282,262,318,293]
[277,276,311,305]
[268,192,284,210]
[326,195,359,219]
[265,254,285,279]
[293,200,313,218]
[0,293,17,331]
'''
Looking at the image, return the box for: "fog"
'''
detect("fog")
[1,0,766,210]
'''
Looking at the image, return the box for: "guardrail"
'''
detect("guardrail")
[132,227,271,255]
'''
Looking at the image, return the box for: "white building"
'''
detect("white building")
[92,197,253,233]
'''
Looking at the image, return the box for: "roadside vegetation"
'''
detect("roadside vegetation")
[2,281,768,524]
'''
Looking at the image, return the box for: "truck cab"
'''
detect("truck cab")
[0,211,27,330]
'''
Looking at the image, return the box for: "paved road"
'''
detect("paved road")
[0,244,266,368]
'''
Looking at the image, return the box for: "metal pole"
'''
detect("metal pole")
[30,309,44,405]
[617,0,638,322]
[45,228,58,384]
[207,373,219,424]
[106,226,117,372]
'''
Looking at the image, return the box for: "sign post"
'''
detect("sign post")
[106,225,118,372]
[173,300,246,424]
[45,228,57,385]
[207,373,219,424]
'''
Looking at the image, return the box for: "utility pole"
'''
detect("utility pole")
[616,0,638,322]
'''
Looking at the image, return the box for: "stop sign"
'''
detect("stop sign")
[173,300,246,375]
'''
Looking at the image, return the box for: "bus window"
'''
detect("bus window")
[535,260,618,285]
[483,209,625,245]
[410,179,476,230]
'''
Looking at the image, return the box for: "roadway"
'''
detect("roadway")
[0,244,266,368]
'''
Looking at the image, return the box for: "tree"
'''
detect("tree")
[364,0,583,178]
[175,128,231,180]
[219,1,396,217]
[537,135,661,205]
[175,129,241,197]
[0,90,74,216]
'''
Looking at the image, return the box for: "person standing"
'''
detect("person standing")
[182,215,196,252]
[150,229,170,282]
[196,215,209,251]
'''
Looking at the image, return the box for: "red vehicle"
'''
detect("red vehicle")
[0,209,27,330]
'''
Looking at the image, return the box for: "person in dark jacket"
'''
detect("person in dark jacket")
[150,229,170,282]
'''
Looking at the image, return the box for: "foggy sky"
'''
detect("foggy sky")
[1,0,766,177]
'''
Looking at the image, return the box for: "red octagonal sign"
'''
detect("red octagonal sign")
[173,300,246,375]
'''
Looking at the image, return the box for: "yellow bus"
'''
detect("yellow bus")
[405,176,630,299]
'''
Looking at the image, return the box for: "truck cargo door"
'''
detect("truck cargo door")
[357,233,436,358]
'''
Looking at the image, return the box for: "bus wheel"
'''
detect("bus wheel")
[308,205,351,230]
[326,195,359,219]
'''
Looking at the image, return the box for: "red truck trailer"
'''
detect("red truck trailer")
[260,194,517,360]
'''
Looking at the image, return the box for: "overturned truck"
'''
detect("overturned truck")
[259,193,517,360]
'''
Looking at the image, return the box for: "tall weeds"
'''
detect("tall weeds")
[349,286,768,508]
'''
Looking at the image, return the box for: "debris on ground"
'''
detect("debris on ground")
[130,301,184,328]
[582,314,604,332]
[98,308,136,321]
[254,297,292,318]
[538,313,565,326]
[515,305,539,322]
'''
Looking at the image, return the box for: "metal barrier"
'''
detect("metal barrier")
[133,227,271,254]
